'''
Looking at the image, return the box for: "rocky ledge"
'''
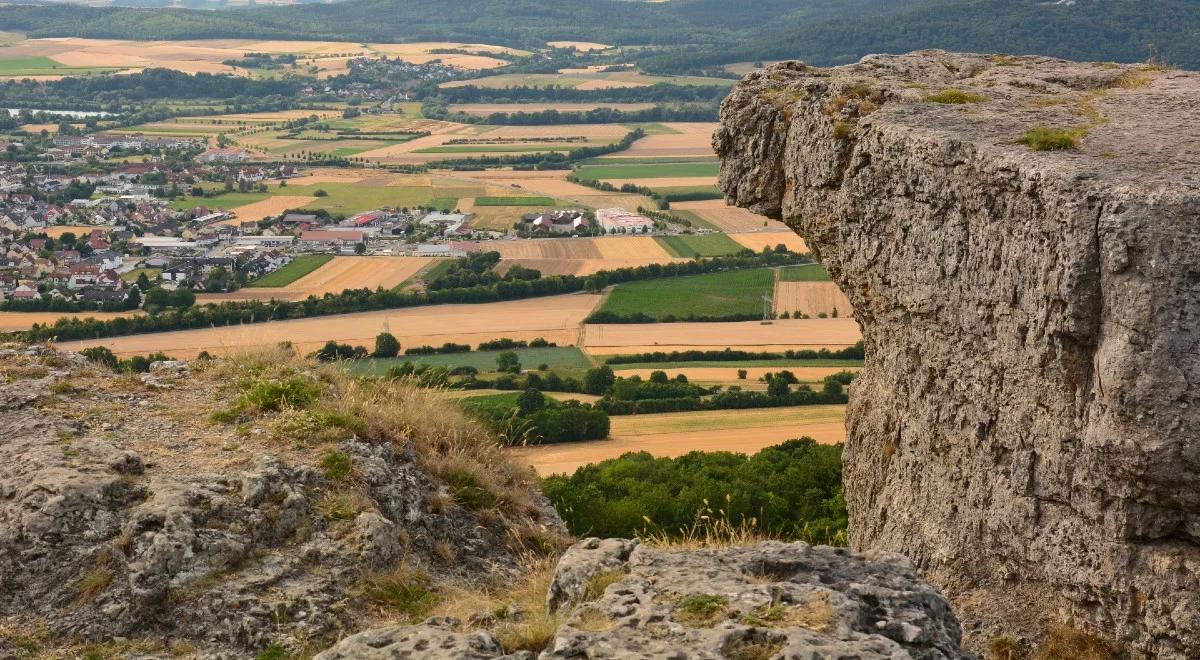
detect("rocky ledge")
[716,51,1200,657]
[318,537,966,659]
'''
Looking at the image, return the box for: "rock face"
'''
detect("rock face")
[317,538,967,659]
[715,51,1200,656]
[0,345,546,656]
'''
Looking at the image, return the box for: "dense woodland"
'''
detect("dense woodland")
[543,438,848,544]
[0,0,1195,70]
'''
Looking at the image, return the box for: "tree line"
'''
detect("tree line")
[12,250,813,343]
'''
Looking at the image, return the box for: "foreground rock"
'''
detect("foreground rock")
[318,538,966,659]
[0,345,555,656]
[716,51,1200,656]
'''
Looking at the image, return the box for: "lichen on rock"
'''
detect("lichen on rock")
[716,50,1200,657]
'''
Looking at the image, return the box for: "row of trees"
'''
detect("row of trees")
[602,343,866,364]
[15,250,811,343]
[460,388,610,446]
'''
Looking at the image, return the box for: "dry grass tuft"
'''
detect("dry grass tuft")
[583,569,625,602]
[989,635,1023,660]
[358,563,439,621]
[1034,625,1121,660]
[675,594,729,627]
[640,496,778,550]
[573,607,615,632]
[430,558,564,654]
[925,89,987,104]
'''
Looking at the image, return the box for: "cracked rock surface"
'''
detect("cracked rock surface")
[716,50,1200,657]
[318,538,967,659]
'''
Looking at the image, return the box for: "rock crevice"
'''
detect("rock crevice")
[716,51,1200,657]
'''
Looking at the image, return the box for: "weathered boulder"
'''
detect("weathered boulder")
[0,346,550,656]
[716,51,1200,656]
[324,538,967,659]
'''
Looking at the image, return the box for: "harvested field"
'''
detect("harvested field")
[0,38,520,78]
[611,366,859,383]
[508,404,846,475]
[224,195,317,223]
[592,235,676,260]
[495,259,583,277]
[0,311,141,332]
[730,230,809,253]
[547,41,612,51]
[481,239,601,260]
[451,102,654,115]
[583,318,862,355]
[196,256,438,302]
[601,122,718,158]
[604,177,718,189]
[42,225,110,239]
[774,282,854,318]
[671,199,789,232]
[58,293,604,358]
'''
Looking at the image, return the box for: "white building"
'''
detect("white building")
[595,208,654,234]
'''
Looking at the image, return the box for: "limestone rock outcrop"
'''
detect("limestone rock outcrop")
[0,345,552,656]
[317,537,967,659]
[715,51,1200,656]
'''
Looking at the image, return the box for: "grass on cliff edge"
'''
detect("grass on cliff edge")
[199,345,566,558]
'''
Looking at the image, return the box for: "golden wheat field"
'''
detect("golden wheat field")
[582,318,862,355]
[599,122,718,158]
[57,293,603,358]
[218,196,318,224]
[451,102,655,115]
[730,230,809,253]
[41,225,111,239]
[610,366,860,383]
[672,199,790,232]
[774,282,854,318]
[507,404,846,475]
[196,256,439,303]
[0,37,520,78]
[0,311,141,332]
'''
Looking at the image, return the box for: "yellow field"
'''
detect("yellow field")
[470,236,684,275]
[610,366,859,383]
[57,293,603,358]
[730,230,809,253]
[774,282,853,318]
[546,41,612,52]
[582,318,862,355]
[672,199,790,232]
[508,405,846,475]
[451,102,654,115]
[0,311,140,332]
[221,195,317,223]
[196,256,439,303]
[41,225,110,239]
[601,122,718,158]
[0,37,519,78]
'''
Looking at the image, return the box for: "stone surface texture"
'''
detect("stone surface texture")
[320,537,967,659]
[715,50,1200,657]
[0,345,547,656]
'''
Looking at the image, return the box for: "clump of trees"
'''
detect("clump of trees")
[542,438,846,544]
[461,388,610,445]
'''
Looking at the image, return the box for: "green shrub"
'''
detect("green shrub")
[1019,126,1082,151]
[255,644,289,660]
[676,594,728,627]
[240,376,322,412]
[925,89,987,104]
[359,565,438,620]
[320,451,352,481]
[446,468,498,511]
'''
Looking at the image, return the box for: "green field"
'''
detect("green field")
[574,161,719,180]
[656,185,724,198]
[779,264,831,281]
[347,347,593,376]
[121,267,162,283]
[170,192,270,211]
[248,254,333,287]
[655,234,745,258]
[669,210,720,231]
[597,268,775,320]
[474,196,558,206]
[0,56,121,76]
[609,358,863,370]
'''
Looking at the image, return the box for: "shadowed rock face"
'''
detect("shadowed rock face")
[715,50,1200,657]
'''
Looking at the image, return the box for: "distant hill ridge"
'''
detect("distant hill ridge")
[0,0,1196,70]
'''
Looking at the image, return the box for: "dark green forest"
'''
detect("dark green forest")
[0,0,1196,69]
